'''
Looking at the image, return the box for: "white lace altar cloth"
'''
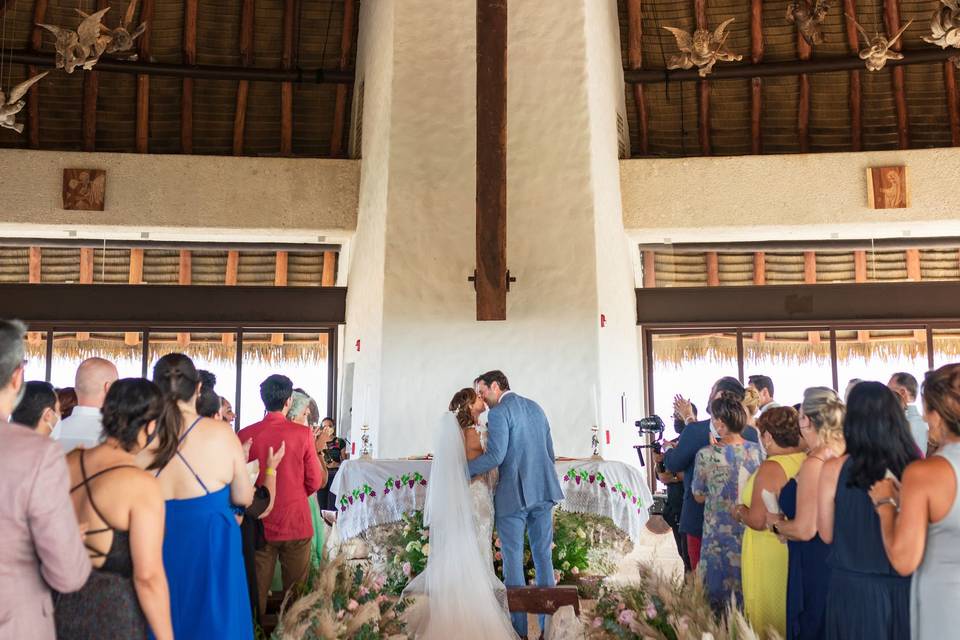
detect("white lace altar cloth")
[331,458,651,544]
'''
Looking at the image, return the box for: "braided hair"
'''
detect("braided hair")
[448,387,478,429]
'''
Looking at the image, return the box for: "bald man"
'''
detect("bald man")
[54,357,118,452]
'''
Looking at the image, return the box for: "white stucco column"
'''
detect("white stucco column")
[343,0,642,464]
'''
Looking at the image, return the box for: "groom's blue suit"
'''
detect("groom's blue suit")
[468,391,564,637]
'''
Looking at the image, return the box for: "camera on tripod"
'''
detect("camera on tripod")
[632,415,666,469]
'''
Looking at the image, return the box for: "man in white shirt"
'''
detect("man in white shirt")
[54,357,118,452]
[888,372,928,456]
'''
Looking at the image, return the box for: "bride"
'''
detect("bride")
[401,388,518,639]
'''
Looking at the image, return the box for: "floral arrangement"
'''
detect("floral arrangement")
[491,509,592,585]
[383,510,430,595]
[272,556,408,640]
[587,565,777,640]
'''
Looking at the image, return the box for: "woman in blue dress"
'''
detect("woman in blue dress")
[138,353,255,640]
[817,382,918,640]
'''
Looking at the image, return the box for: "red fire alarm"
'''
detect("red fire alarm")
[600,314,607,328]
[355,339,361,352]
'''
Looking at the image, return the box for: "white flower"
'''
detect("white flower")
[422,543,430,556]
[405,541,422,553]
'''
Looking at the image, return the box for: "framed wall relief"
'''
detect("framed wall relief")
[62,169,106,211]
[867,166,908,209]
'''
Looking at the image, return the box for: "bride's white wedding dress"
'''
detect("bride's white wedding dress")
[402,414,517,640]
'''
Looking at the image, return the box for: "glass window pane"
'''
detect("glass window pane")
[238,333,330,430]
[836,328,929,400]
[50,332,143,389]
[743,330,833,408]
[148,332,238,426]
[24,331,47,383]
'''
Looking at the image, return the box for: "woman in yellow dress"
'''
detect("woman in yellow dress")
[735,406,806,637]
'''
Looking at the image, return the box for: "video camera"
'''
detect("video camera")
[632,415,666,468]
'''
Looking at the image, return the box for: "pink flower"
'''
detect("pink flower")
[372,574,386,591]
[618,609,636,626]
[348,599,359,611]
[553,570,562,583]
[495,538,502,548]
[337,610,345,620]
[645,600,657,619]
[357,586,369,598]
[377,594,387,604]
[617,601,626,612]
[592,617,603,627]
[495,551,503,561]
[570,566,580,575]
[402,562,412,577]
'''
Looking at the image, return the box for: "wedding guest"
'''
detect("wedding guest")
[58,386,78,419]
[743,386,761,426]
[318,419,348,511]
[736,407,805,637]
[818,381,917,640]
[748,374,779,416]
[196,370,221,419]
[220,396,236,428]
[140,353,255,640]
[657,405,697,573]
[55,357,118,452]
[870,364,960,640]
[287,389,328,572]
[238,374,324,616]
[888,372,928,457]
[0,319,90,639]
[690,392,764,610]
[55,379,173,640]
[12,380,60,436]
[770,387,846,640]
[843,378,863,403]
[665,377,760,571]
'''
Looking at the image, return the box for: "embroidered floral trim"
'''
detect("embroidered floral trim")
[339,472,427,512]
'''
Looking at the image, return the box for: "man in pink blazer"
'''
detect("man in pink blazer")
[0,320,90,639]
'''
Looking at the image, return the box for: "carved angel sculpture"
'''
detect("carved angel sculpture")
[37,7,112,73]
[925,0,960,54]
[0,72,49,134]
[663,18,743,78]
[78,0,147,59]
[849,15,913,71]
[786,0,830,45]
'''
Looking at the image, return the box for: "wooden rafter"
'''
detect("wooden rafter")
[271,251,288,345]
[27,247,42,344]
[280,0,297,156]
[842,0,863,151]
[694,0,710,155]
[753,251,765,342]
[125,249,144,345]
[232,0,256,155]
[626,0,649,156]
[177,250,191,346]
[750,0,763,154]
[803,251,819,342]
[854,250,870,342]
[946,63,960,147]
[222,250,239,345]
[321,251,336,286]
[797,34,812,153]
[181,0,198,154]
[706,251,719,286]
[26,0,49,149]
[883,0,909,149]
[136,0,155,153]
[330,0,355,157]
[81,0,109,151]
[905,249,925,340]
[77,248,94,341]
[642,251,656,288]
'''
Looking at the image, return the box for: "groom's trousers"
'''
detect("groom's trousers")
[496,500,556,638]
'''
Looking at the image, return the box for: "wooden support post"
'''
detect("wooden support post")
[804,251,819,343]
[883,0,909,149]
[706,251,720,286]
[321,251,337,286]
[280,0,296,156]
[797,35,812,153]
[695,0,710,156]
[177,250,191,346]
[222,251,239,345]
[843,0,863,151]
[753,251,765,342]
[330,0,355,157]
[642,251,656,288]
[27,247,42,344]
[26,0,49,149]
[232,0,256,155]
[906,249,926,340]
[946,62,960,147]
[80,0,108,151]
[271,251,288,345]
[181,0,198,154]
[76,249,94,341]
[854,250,870,342]
[136,0,155,153]
[125,248,144,345]
[750,0,763,154]
[626,0,649,156]
[476,0,508,321]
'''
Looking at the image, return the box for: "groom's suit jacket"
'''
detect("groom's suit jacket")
[467,392,564,517]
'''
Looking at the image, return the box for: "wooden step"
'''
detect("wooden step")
[507,586,580,616]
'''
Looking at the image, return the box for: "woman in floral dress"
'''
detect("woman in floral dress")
[692,392,764,611]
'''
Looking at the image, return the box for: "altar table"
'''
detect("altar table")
[330,457,652,544]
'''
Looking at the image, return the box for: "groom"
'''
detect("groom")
[468,370,564,639]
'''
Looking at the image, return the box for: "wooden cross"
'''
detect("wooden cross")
[475,0,509,321]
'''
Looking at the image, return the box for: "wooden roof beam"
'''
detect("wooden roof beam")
[842,0,863,151]
[706,251,719,286]
[884,0,909,149]
[136,0,155,153]
[905,249,925,340]
[222,250,239,345]
[321,251,337,286]
[803,251,820,343]
[80,0,108,151]
[694,0,710,156]
[181,0,198,154]
[232,0,256,155]
[125,249,144,346]
[26,0,49,149]
[177,250,191,346]
[854,250,870,342]
[76,248,94,341]
[27,247,42,344]
[750,0,763,155]
[642,251,656,288]
[797,33,812,153]
[271,251,288,345]
[946,63,960,147]
[626,0,649,156]
[753,251,765,342]
[280,0,297,156]
[330,0,355,157]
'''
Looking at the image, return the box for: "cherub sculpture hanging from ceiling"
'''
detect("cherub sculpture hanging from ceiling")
[786,0,831,46]
[924,0,960,67]
[0,72,49,133]
[37,0,147,74]
[663,18,743,78]
[847,15,913,71]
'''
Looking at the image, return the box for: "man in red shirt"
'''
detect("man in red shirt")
[238,374,325,615]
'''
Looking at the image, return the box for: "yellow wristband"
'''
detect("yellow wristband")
[265,467,276,476]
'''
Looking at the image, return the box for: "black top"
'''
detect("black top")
[71,451,137,578]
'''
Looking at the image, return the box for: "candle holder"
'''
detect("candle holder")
[359,424,373,460]
[591,425,603,461]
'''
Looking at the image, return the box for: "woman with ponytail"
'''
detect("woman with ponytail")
[138,353,254,640]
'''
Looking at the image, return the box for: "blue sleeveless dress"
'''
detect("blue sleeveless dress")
[779,478,831,640]
[152,419,253,640]
[823,458,910,640]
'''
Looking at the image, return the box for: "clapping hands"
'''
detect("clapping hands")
[673,394,694,423]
